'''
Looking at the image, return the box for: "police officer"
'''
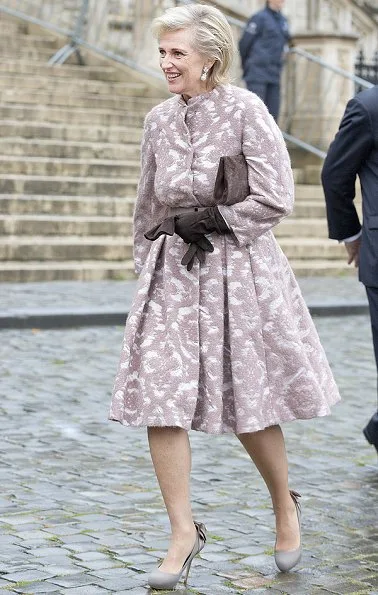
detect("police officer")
[239,0,291,121]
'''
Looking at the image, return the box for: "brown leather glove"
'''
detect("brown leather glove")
[181,242,208,271]
[174,207,229,270]
[174,206,229,244]
[144,207,228,271]
[144,215,213,271]
[144,216,175,241]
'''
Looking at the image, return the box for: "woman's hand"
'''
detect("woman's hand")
[144,206,229,270]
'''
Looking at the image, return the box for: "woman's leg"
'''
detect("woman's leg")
[238,425,300,551]
[148,426,197,573]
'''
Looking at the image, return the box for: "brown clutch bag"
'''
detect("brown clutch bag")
[214,154,249,206]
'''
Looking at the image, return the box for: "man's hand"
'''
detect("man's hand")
[344,238,361,267]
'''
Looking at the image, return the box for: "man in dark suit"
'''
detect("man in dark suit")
[321,85,378,455]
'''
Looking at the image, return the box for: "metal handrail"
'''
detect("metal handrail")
[48,0,89,65]
[0,1,166,82]
[291,47,373,90]
[0,3,73,37]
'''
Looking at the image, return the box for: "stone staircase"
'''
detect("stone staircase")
[276,182,354,276]
[0,12,354,281]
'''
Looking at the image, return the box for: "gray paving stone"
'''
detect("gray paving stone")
[100,576,148,591]
[0,277,368,314]
[12,583,62,594]
[49,574,100,588]
[2,569,56,582]
[59,587,110,594]
[75,559,124,571]
[0,577,14,588]
[38,565,84,576]
[0,312,377,594]
[75,551,116,561]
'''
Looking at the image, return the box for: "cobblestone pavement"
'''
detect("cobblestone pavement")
[1,314,378,594]
[0,276,368,315]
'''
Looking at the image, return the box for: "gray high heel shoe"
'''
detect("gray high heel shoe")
[148,521,207,590]
[274,490,301,572]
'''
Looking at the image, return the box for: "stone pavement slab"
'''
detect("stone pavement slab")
[0,314,377,593]
[0,276,370,329]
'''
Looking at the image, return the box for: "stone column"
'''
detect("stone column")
[86,0,109,46]
[131,0,175,71]
[281,33,359,155]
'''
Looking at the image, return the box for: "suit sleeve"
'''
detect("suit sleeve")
[218,95,294,246]
[321,97,373,240]
[239,14,262,69]
[133,113,160,274]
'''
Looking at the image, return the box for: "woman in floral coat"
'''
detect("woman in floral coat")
[109,3,340,589]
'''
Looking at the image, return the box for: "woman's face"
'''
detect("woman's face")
[158,28,213,99]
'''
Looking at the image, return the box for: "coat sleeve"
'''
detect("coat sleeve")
[133,112,161,274]
[218,94,294,247]
[321,97,372,241]
[239,14,262,70]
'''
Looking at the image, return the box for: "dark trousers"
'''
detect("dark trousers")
[246,82,280,121]
[364,286,378,449]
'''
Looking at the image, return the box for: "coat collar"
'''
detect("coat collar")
[177,85,225,108]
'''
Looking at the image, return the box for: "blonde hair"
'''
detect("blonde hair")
[151,4,235,88]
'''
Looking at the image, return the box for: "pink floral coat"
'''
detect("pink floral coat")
[109,84,340,434]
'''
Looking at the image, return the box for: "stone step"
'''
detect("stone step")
[0,214,133,236]
[2,89,158,111]
[292,166,323,185]
[0,120,142,143]
[0,20,28,34]
[0,260,135,282]
[0,73,152,96]
[0,103,150,126]
[0,59,155,85]
[0,156,140,178]
[279,238,345,260]
[0,61,126,81]
[0,34,60,49]
[0,194,135,217]
[292,200,362,220]
[1,193,326,221]
[0,47,74,62]
[294,184,324,200]
[0,193,331,227]
[275,218,328,238]
[292,201,326,218]
[0,233,345,262]
[294,184,362,202]
[292,168,306,184]
[0,255,354,283]
[287,259,355,277]
[0,236,133,261]
[0,175,138,196]
[0,138,140,160]
[302,165,323,185]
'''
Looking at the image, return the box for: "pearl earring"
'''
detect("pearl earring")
[200,66,209,81]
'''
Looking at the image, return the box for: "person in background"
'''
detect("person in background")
[239,0,291,121]
[322,85,378,457]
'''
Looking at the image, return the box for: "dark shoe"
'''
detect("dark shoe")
[148,521,207,590]
[274,490,301,572]
[363,412,378,453]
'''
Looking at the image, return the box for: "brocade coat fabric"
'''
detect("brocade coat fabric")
[109,84,340,434]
